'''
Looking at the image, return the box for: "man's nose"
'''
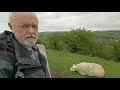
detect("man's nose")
[28,26,34,33]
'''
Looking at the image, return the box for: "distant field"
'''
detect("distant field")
[38,31,120,41]
[94,31,120,40]
[46,49,120,78]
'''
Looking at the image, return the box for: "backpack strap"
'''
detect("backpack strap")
[4,48,18,78]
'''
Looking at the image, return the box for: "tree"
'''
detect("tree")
[63,28,95,55]
[47,32,64,50]
[111,41,120,61]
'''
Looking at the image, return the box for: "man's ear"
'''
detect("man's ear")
[8,22,12,30]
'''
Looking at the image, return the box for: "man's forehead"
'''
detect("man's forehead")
[15,18,38,25]
[17,18,38,22]
[12,12,38,21]
[14,15,38,24]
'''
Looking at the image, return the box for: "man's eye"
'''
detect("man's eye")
[21,26,26,27]
[33,26,38,28]
[21,25,28,29]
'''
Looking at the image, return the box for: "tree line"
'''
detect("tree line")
[37,28,120,62]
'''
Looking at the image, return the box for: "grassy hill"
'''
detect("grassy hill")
[46,49,120,78]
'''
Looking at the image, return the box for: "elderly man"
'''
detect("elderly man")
[0,12,51,78]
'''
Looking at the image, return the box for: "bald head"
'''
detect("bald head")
[9,12,38,24]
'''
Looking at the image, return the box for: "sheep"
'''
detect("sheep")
[70,62,105,77]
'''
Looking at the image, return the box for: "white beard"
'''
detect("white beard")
[23,38,37,47]
[14,33,38,48]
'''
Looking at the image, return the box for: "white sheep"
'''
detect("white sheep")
[70,62,105,77]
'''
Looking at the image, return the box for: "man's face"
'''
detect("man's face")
[9,13,38,48]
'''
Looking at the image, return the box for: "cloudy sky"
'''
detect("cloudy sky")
[0,12,120,32]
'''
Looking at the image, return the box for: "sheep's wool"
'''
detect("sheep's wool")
[70,62,105,77]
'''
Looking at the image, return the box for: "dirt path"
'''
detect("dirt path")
[50,68,72,78]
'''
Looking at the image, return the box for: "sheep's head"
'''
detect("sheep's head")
[70,64,76,71]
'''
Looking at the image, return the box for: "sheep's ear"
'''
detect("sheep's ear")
[73,64,75,66]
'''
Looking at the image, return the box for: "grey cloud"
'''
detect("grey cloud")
[1,12,120,32]
[0,12,9,23]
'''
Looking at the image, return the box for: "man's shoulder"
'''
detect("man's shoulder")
[0,31,15,65]
[0,30,13,43]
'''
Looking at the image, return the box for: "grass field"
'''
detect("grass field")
[46,49,120,78]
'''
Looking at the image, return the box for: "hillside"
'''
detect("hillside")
[46,49,120,78]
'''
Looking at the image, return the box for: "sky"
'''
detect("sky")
[0,12,120,32]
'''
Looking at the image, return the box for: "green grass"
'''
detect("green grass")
[46,49,120,78]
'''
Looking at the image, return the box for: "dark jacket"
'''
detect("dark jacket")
[0,31,51,78]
